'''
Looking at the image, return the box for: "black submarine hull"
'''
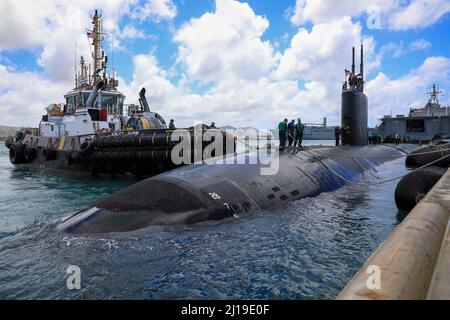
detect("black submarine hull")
[57,144,418,234]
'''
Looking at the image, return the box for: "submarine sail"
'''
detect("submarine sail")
[341,44,368,146]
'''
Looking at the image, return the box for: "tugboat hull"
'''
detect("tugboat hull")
[7,128,235,179]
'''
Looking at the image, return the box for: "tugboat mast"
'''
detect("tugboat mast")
[74,9,117,90]
[92,9,104,84]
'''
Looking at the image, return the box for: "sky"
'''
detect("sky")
[0,0,450,129]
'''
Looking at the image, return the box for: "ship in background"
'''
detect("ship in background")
[302,117,335,140]
[378,84,450,142]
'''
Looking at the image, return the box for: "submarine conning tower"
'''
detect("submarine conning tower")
[341,44,368,146]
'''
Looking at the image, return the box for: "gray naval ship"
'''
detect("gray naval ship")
[378,84,450,142]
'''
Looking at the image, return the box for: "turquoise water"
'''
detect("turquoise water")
[0,141,408,299]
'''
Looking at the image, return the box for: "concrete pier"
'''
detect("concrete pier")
[337,168,450,300]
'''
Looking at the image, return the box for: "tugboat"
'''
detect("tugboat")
[5,10,233,178]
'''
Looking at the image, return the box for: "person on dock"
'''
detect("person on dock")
[169,119,176,129]
[295,118,305,147]
[287,119,295,147]
[278,118,288,149]
[335,126,341,146]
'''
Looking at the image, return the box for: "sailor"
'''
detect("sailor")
[287,119,295,147]
[169,119,176,129]
[278,118,288,149]
[335,126,341,146]
[294,118,305,147]
[367,130,373,144]
[395,133,400,144]
[210,122,217,129]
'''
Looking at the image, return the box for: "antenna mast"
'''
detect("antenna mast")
[91,9,105,84]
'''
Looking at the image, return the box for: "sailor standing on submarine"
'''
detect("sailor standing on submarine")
[278,118,288,149]
[295,118,305,147]
[287,119,296,147]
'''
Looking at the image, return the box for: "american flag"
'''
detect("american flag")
[86,29,95,38]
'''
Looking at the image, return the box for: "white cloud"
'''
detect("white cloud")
[275,17,377,83]
[289,0,397,26]
[288,0,450,30]
[121,25,149,39]
[0,65,70,127]
[380,38,432,58]
[409,39,432,51]
[389,0,450,30]
[131,0,177,22]
[174,0,276,84]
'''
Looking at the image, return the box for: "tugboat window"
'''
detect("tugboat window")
[406,119,425,132]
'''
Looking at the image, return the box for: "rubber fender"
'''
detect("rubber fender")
[9,142,26,164]
[24,146,36,162]
[4,137,13,149]
[395,166,447,212]
[43,148,56,161]
[71,151,82,162]
[138,134,153,147]
[79,138,96,156]
[119,150,134,160]
[405,143,450,168]
[95,136,108,148]
[120,135,134,148]
[110,150,120,159]
[65,151,74,165]
[153,132,168,146]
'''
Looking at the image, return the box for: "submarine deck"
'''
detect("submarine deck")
[338,168,450,299]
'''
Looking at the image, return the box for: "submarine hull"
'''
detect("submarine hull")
[57,144,418,234]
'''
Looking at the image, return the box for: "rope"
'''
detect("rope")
[302,149,354,184]
[302,148,450,187]
[361,153,450,187]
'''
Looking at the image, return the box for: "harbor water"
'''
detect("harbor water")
[0,141,410,299]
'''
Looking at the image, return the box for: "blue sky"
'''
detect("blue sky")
[1,0,450,128]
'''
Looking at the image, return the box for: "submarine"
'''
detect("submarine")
[57,45,421,234]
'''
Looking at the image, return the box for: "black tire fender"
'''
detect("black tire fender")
[395,166,447,212]
[9,142,26,164]
[79,138,96,156]
[24,147,36,162]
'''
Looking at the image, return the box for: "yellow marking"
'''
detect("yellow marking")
[140,117,151,129]
[58,136,66,150]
